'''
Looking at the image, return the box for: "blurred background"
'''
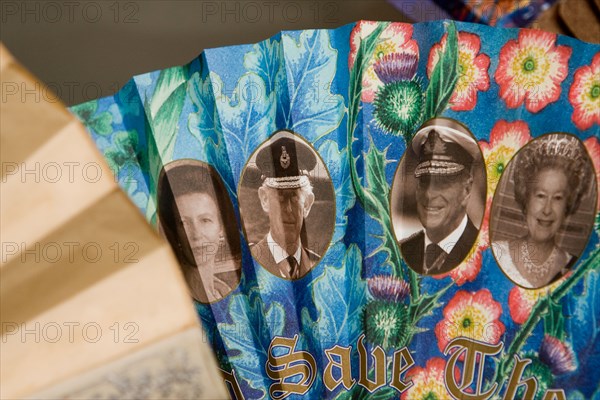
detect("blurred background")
[1,0,596,106]
[2,0,412,106]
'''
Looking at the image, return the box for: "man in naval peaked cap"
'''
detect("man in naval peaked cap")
[400,118,480,275]
[251,133,321,280]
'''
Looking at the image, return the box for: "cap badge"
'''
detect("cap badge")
[280,146,290,169]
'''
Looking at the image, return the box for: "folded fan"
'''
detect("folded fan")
[71,20,600,399]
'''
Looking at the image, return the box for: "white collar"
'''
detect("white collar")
[267,231,302,265]
[424,215,468,254]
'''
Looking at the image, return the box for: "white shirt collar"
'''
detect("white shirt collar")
[267,231,302,265]
[424,215,468,254]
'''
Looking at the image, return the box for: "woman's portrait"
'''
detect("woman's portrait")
[490,133,597,289]
[157,159,241,303]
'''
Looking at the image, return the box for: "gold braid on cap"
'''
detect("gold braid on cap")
[264,175,310,189]
[514,135,594,215]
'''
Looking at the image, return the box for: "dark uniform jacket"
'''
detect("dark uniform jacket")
[251,237,320,280]
[400,218,479,275]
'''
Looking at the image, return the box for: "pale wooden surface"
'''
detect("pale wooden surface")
[0,44,228,399]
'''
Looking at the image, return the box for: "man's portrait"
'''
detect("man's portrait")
[157,159,242,303]
[238,130,335,280]
[391,118,486,275]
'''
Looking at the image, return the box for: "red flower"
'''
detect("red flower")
[427,31,490,111]
[435,289,505,355]
[349,21,418,102]
[479,120,532,201]
[495,29,571,113]
[401,358,453,400]
[569,52,600,130]
[583,137,600,209]
[508,275,569,324]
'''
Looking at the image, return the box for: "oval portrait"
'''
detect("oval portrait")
[391,117,487,276]
[490,133,597,289]
[157,159,242,303]
[238,130,335,280]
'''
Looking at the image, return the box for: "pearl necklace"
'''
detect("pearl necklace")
[521,242,557,277]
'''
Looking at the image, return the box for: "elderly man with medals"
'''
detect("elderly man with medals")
[251,135,321,280]
[400,119,480,275]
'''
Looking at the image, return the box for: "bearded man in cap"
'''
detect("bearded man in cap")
[250,133,321,280]
[400,119,480,275]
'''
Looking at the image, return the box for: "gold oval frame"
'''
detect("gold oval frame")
[237,129,337,281]
[389,116,488,276]
[489,131,598,290]
[157,158,243,304]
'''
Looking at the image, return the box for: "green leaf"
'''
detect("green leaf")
[543,296,566,340]
[142,67,187,222]
[409,282,453,323]
[70,100,113,136]
[493,247,600,384]
[334,381,397,399]
[347,22,389,208]
[362,137,404,277]
[424,21,459,122]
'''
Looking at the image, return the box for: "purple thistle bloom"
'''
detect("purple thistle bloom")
[373,53,419,84]
[539,334,577,375]
[367,275,410,302]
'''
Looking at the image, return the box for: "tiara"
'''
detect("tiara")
[531,135,585,160]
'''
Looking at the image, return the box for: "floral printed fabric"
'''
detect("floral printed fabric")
[71,21,599,399]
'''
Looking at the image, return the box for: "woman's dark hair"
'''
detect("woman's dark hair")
[157,159,240,266]
[513,134,593,216]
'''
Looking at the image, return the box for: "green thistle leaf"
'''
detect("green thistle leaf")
[543,296,566,341]
[423,21,459,123]
[362,137,404,277]
[408,282,453,323]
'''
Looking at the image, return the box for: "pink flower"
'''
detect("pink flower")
[569,53,600,130]
[508,276,569,324]
[349,21,418,102]
[583,137,600,209]
[495,29,571,113]
[479,120,532,201]
[435,289,505,355]
[401,358,453,400]
[427,31,490,111]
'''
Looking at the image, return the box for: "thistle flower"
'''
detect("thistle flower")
[363,301,410,350]
[374,80,424,137]
[367,275,410,302]
[373,53,419,84]
[539,334,578,375]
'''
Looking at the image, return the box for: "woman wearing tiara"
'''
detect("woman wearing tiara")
[493,134,594,289]
[157,160,241,303]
